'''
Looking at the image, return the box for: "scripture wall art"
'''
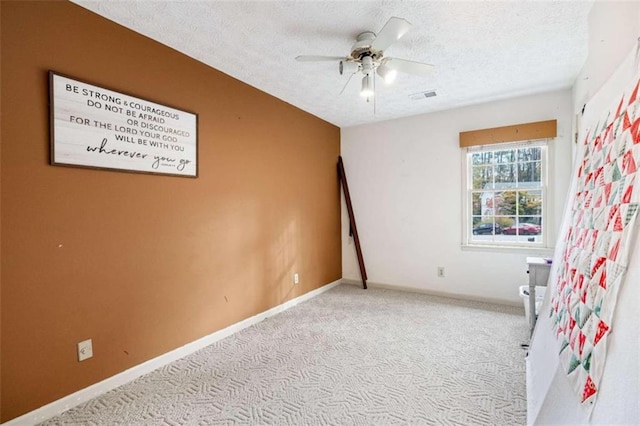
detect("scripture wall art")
[50,72,198,177]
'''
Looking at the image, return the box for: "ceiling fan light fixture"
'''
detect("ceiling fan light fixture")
[360,74,374,98]
[339,60,359,76]
[377,64,397,84]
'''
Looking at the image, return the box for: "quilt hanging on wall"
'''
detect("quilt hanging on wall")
[549,63,640,408]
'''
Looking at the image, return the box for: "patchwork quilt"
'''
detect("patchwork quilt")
[549,71,640,407]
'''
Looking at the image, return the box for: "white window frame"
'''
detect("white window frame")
[461,139,550,250]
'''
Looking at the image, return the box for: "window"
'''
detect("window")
[464,140,548,247]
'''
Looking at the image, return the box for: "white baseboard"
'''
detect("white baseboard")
[341,278,521,307]
[2,279,342,426]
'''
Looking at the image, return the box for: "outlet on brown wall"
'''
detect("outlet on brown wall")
[0,1,341,421]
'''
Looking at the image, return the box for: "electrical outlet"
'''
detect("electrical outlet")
[294,273,299,285]
[437,267,445,278]
[78,339,93,362]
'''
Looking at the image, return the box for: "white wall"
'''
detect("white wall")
[341,89,573,304]
[573,1,640,114]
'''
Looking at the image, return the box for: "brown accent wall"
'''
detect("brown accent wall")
[0,1,341,421]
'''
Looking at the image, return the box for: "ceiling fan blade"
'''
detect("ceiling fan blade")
[295,55,346,62]
[384,58,434,76]
[370,17,412,52]
[340,72,356,95]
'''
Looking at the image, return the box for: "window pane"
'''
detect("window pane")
[500,217,518,237]
[472,218,501,240]
[472,151,493,165]
[494,149,515,163]
[517,217,542,243]
[518,190,542,216]
[472,192,482,215]
[481,192,496,215]
[496,216,515,229]
[518,161,541,185]
[518,147,542,162]
[472,166,493,189]
[520,216,542,231]
[495,191,517,215]
[495,164,516,185]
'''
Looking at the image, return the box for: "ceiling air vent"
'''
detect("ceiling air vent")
[409,91,437,100]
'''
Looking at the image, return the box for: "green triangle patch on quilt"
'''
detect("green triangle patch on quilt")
[568,354,581,374]
[625,203,639,225]
[606,262,626,285]
[578,305,592,328]
[610,185,624,208]
[594,298,603,318]
[611,162,622,182]
[582,351,592,372]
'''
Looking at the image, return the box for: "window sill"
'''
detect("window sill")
[461,244,554,255]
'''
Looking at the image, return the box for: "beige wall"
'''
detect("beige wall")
[0,1,341,421]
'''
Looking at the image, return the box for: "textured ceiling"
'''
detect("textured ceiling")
[71,1,593,128]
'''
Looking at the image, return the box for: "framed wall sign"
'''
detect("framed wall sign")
[49,71,198,177]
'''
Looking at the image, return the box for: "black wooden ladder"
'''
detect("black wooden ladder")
[337,156,367,290]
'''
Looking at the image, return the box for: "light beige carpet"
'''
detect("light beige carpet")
[43,284,528,425]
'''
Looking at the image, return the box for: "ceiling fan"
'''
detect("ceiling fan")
[295,17,434,101]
